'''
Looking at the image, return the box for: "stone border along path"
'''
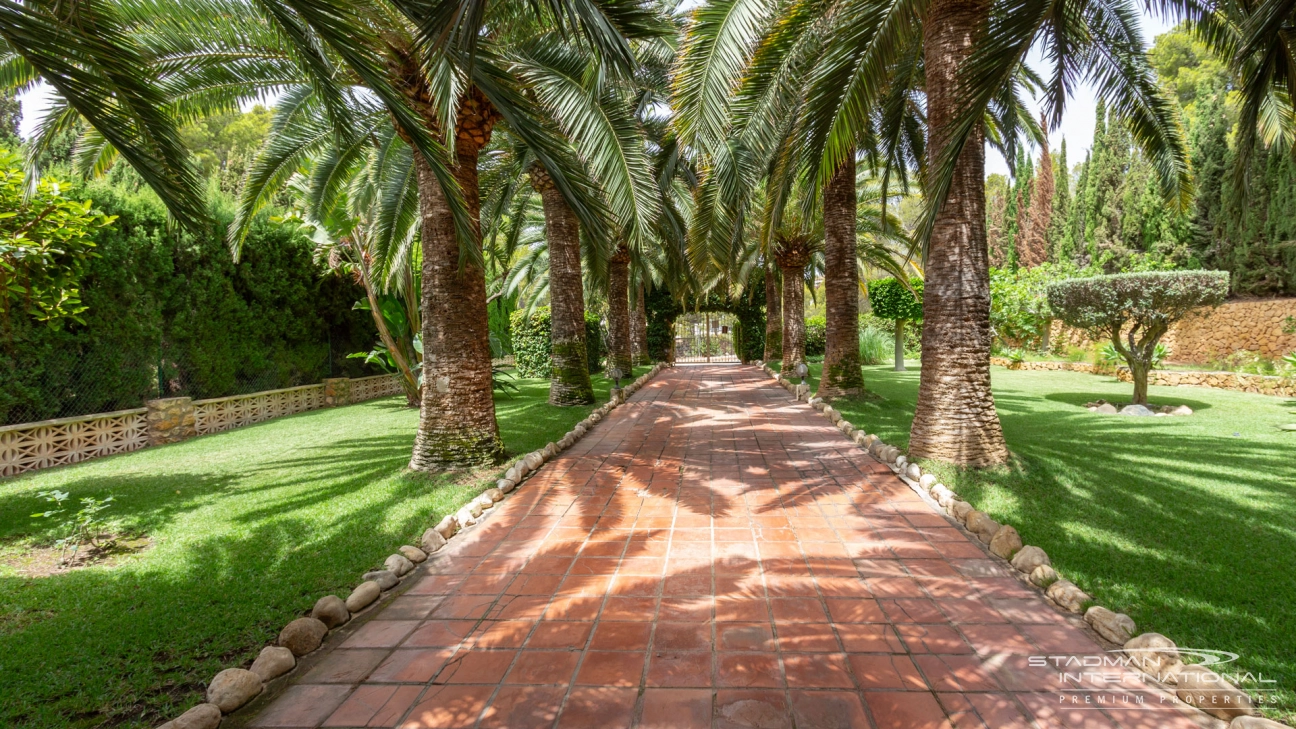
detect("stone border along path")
[198,363,1275,729]
[765,361,1289,729]
[156,366,667,729]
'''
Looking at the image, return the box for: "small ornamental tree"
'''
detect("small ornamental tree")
[1047,271,1229,404]
[867,277,924,371]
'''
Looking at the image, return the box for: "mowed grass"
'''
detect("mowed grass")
[0,367,644,729]
[773,360,1296,721]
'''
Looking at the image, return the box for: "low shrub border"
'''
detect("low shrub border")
[154,364,668,729]
[758,360,1288,729]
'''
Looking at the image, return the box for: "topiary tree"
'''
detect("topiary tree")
[867,277,924,371]
[1047,271,1229,404]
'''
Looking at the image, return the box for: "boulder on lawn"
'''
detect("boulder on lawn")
[434,515,458,540]
[158,703,222,729]
[1096,403,1118,414]
[384,553,415,576]
[310,595,350,629]
[346,580,382,612]
[1029,565,1059,587]
[421,527,447,553]
[1175,667,1256,720]
[988,525,1022,559]
[362,569,399,590]
[1171,405,1193,416]
[1010,546,1050,574]
[206,668,262,713]
[951,501,973,521]
[930,485,954,506]
[1045,579,1091,613]
[1085,606,1135,644]
[1123,633,1181,678]
[250,646,295,682]
[919,474,938,490]
[399,545,427,563]
[525,451,544,471]
[456,507,478,526]
[1119,404,1154,416]
[905,463,922,481]
[965,511,1001,542]
[279,617,328,656]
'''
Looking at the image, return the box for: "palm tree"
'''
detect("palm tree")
[675,0,1188,466]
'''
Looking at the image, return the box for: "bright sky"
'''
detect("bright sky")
[18,3,1178,177]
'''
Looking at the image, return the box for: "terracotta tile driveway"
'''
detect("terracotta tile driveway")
[248,365,1210,729]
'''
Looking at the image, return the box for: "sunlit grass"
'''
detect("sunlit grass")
[772,359,1296,721]
[0,366,643,729]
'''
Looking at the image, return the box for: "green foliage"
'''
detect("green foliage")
[0,180,376,425]
[989,263,1081,348]
[508,306,602,378]
[1,151,116,333]
[644,281,765,364]
[1047,271,1230,335]
[867,277,924,321]
[30,490,116,562]
[858,326,892,365]
[804,315,826,357]
[1100,341,1167,369]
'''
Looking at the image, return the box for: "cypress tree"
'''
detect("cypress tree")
[1048,139,1071,262]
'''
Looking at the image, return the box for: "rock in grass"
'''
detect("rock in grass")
[951,501,973,521]
[456,507,478,526]
[919,473,938,490]
[1124,633,1180,678]
[399,545,428,563]
[895,455,908,469]
[930,484,954,505]
[905,463,922,481]
[839,421,854,436]
[1176,668,1256,719]
[1171,405,1193,416]
[434,515,458,540]
[484,487,504,503]
[362,570,399,590]
[158,703,222,729]
[859,433,878,448]
[1095,403,1118,414]
[250,646,295,682]
[543,443,557,459]
[1045,579,1091,613]
[206,668,262,712]
[1085,606,1135,644]
[988,525,1022,559]
[471,494,494,511]
[1010,546,1050,574]
[311,595,349,629]
[421,527,447,553]
[504,466,521,482]
[1119,404,1154,416]
[525,451,544,471]
[279,617,328,656]
[346,581,381,611]
[1029,565,1059,587]
[1229,717,1288,728]
[385,553,415,576]
[498,479,517,494]
[965,511,1000,541]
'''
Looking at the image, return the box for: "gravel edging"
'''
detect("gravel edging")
[155,363,669,729]
[757,360,1286,729]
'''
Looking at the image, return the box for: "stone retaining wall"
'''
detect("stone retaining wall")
[989,356,1296,398]
[1051,297,1296,365]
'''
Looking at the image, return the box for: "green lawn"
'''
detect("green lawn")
[0,367,642,729]
[775,360,1296,721]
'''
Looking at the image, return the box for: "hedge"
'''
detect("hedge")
[508,306,603,378]
[0,181,376,425]
[867,277,924,321]
[805,315,826,357]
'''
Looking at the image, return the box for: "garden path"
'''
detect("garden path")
[244,365,1212,729]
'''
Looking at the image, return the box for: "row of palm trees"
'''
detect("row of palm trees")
[4,0,1294,470]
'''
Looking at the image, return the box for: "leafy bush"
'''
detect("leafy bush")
[990,264,1073,349]
[509,307,602,378]
[804,315,826,356]
[858,326,892,365]
[867,277,924,321]
[0,180,376,425]
[1048,270,1229,403]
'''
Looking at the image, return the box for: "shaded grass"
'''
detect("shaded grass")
[0,367,643,729]
[771,359,1296,721]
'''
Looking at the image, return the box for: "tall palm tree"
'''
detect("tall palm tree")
[675,0,1187,466]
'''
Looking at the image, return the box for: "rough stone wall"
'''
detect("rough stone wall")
[146,397,196,445]
[1050,298,1296,364]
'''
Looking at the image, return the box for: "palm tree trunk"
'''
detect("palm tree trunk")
[764,261,782,361]
[531,166,594,405]
[631,282,649,365]
[408,90,504,471]
[819,154,865,400]
[908,0,1009,467]
[607,244,633,376]
[781,266,805,370]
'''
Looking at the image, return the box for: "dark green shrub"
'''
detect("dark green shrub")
[804,315,826,357]
[1048,270,1229,403]
[508,307,602,378]
[868,277,924,321]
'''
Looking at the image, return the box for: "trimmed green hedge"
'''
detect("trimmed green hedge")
[509,307,603,378]
[868,277,925,321]
[805,315,826,357]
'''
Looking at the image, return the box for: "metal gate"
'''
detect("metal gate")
[673,312,739,363]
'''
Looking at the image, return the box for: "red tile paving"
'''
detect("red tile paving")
[249,365,1213,728]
